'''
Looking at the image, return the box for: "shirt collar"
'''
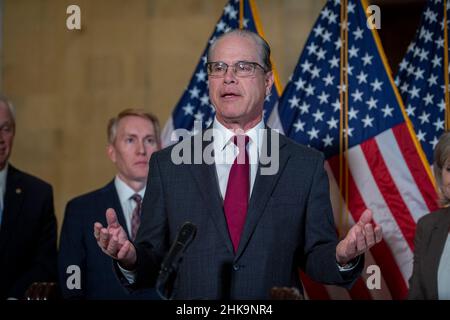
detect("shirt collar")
[114,175,146,204]
[212,117,265,152]
[0,163,8,194]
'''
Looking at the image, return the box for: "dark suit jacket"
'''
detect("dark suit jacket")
[58,180,159,299]
[0,165,57,299]
[131,128,362,299]
[408,207,450,299]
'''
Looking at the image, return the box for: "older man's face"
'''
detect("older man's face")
[0,102,15,170]
[208,34,273,130]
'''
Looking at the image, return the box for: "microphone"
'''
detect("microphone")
[156,221,197,300]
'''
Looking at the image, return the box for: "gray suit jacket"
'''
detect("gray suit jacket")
[408,207,450,299]
[133,128,362,299]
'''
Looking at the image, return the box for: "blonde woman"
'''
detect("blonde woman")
[409,131,450,299]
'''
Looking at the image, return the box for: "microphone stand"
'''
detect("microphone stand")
[155,221,197,300]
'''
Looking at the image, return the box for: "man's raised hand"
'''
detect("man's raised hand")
[336,209,382,265]
[94,208,137,269]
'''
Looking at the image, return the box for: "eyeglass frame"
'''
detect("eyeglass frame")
[206,60,268,78]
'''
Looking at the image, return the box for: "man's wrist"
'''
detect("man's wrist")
[118,260,136,271]
[336,256,360,271]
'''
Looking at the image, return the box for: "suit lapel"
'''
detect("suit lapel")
[188,134,235,254]
[425,208,450,299]
[0,165,25,254]
[235,129,289,259]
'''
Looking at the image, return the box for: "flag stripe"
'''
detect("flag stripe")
[369,238,409,299]
[392,123,439,212]
[346,145,414,281]
[299,271,331,300]
[361,0,433,176]
[375,128,430,223]
[361,251,393,300]
[328,155,410,298]
[326,161,395,300]
[359,136,416,249]
[348,278,372,300]
[276,0,439,299]
[324,284,351,300]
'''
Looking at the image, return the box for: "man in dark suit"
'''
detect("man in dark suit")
[95,30,383,299]
[58,109,161,299]
[0,95,57,299]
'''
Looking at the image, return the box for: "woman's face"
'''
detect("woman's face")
[441,159,450,200]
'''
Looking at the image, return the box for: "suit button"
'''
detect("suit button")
[233,264,240,271]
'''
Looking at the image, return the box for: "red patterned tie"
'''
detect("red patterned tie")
[130,194,142,241]
[224,135,250,252]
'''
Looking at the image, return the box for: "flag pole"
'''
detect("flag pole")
[338,0,349,236]
[239,0,244,29]
[444,0,450,130]
[344,0,349,233]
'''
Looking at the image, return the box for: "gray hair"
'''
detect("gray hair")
[0,94,16,127]
[433,131,450,206]
[207,29,272,71]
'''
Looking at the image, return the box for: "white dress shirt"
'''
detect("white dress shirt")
[114,176,146,237]
[438,234,450,300]
[213,117,265,200]
[0,164,8,225]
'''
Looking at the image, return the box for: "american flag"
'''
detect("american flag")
[161,0,281,147]
[275,0,438,299]
[395,0,449,164]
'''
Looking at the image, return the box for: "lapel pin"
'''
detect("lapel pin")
[16,188,22,194]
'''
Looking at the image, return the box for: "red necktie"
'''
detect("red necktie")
[224,135,250,252]
[130,194,142,241]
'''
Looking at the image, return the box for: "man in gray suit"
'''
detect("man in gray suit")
[94,30,382,299]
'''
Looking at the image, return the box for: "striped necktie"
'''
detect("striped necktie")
[130,194,142,241]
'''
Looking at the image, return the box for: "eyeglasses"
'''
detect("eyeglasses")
[206,61,267,78]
